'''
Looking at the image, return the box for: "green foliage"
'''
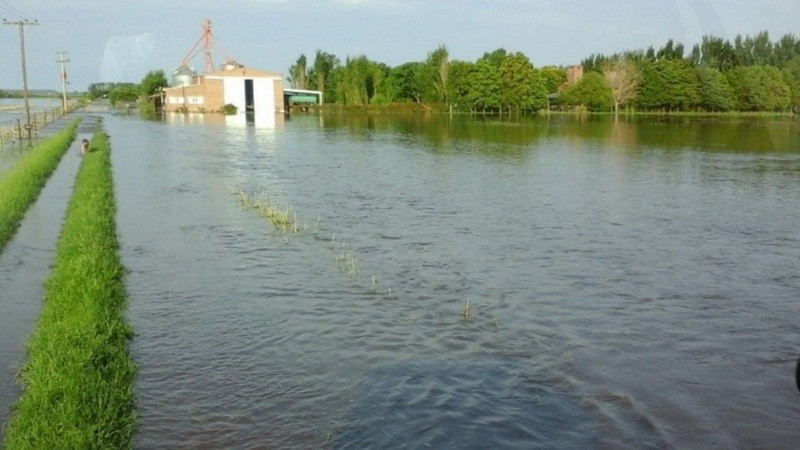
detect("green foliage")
[561,72,612,111]
[3,129,136,449]
[286,29,800,114]
[108,84,139,106]
[691,36,736,71]
[656,39,685,60]
[468,59,501,112]
[333,55,387,105]
[498,52,547,113]
[222,103,238,115]
[140,70,168,96]
[0,119,80,251]
[138,101,156,116]
[88,82,138,101]
[637,59,699,111]
[727,65,792,111]
[288,54,309,89]
[783,55,800,112]
[479,48,508,68]
[387,62,424,102]
[732,31,775,66]
[417,45,449,104]
[696,67,735,111]
[540,67,567,93]
[308,50,340,103]
[448,60,476,111]
[87,82,113,99]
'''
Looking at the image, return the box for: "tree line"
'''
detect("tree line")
[288,31,800,114]
[86,70,168,106]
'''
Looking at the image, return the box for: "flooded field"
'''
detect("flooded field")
[3,112,800,448]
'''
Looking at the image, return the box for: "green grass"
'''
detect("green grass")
[3,129,136,449]
[0,118,80,251]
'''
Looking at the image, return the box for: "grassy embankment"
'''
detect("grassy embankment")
[2,130,136,449]
[0,118,80,251]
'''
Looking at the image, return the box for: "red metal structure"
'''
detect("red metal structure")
[180,19,215,73]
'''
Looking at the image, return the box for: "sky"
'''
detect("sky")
[1,0,798,91]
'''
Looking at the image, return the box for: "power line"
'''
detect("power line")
[0,0,27,20]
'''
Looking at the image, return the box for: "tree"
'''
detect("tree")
[694,35,736,71]
[727,65,791,111]
[88,82,115,100]
[783,55,800,112]
[540,67,567,93]
[108,84,139,106]
[656,39,684,60]
[333,55,387,105]
[288,54,308,89]
[480,48,508,69]
[387,62,424,102]
[467,59,501,113]
[775,34,800,67]
[561,72,612,111]
[497,52,547,114]
[140,70,168,96]
[448,60,476,111]
[696,66,735,111]
[602,58,640,116]
[417,45,449,104]
[308,50,339,103]
[637,59,699,111]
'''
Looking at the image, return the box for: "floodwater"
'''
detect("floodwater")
[0,98,62,126]
[4,112,800,448]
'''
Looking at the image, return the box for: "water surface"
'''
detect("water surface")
[70,114,800,447]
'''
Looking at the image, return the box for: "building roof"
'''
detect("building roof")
[205,67,282,79]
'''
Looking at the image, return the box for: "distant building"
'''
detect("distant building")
[566,65,584,85]
[163,65,285,115]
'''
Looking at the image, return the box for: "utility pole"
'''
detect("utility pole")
[56,52,70,113]
[3,18,38,139]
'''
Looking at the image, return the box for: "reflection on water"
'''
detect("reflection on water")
[97,113,800,448]
[164,111,285,130]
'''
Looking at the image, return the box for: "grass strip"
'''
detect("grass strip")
[3,129,136,449]
[0,118,81,251]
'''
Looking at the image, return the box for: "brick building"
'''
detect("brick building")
[163,65,285,115]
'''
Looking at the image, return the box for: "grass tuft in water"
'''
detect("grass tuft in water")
[2,128,136,449]
[462,298,473,319]
[233,187,306,235]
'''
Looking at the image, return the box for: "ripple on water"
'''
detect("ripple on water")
[334,359,597,449]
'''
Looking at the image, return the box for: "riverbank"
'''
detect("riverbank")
[287,102,797,118]
[0,118,79,251]
[2,128,136,449]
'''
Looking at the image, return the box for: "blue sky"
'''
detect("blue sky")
[1,0,797,91]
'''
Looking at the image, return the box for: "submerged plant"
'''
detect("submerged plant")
[232,186,395,297]
[233,187,305,235]
[462,298,473,319]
